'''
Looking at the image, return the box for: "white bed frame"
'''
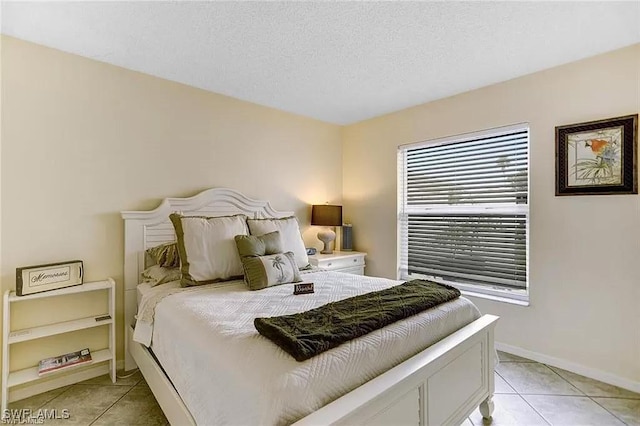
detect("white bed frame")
[121,188,498,426]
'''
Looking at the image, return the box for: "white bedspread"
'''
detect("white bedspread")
[136,271,481,425]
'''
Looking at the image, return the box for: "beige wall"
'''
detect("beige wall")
[343,44,640,385]
[0,36,342,378]
[1,34,638,393]
[0,33,3,388]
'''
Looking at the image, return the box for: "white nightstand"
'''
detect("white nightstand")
[1,279,116,412]
[309,251,367,276]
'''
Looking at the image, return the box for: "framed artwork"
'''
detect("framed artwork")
[556,114,637,196]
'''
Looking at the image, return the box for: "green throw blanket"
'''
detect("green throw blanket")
[254,280,461,362]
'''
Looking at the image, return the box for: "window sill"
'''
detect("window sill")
[403,273,529,306]
[398,273,529,306]
[453,281,529,306]
[460,288,529,306]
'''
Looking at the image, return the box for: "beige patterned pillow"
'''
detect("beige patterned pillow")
[240,252,301,291]
[146,242,180,268]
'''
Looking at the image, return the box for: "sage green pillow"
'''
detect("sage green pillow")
[146,242,180,268]
[234,231,283,258]
[240,252,301,291]
[141,265,181,287]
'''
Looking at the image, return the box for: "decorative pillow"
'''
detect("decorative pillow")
[246,217,310,270]
[141,265,181,287]
[240,252,301,291]
[234,231,283,258]
[170,213,248,286]
[146,241,180,268]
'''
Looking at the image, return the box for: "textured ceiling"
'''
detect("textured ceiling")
[2,1,639,125]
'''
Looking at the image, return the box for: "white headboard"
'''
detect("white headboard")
[120,188,293,370]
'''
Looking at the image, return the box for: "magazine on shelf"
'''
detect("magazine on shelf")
[38,348,92,376]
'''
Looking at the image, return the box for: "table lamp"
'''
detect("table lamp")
[311,204,342,254]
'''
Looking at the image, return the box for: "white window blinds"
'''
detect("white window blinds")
[398,124,529,290]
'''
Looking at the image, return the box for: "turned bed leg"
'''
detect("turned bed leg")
[479,395,494,420]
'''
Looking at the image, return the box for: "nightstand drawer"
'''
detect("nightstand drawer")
[309,251,367,276]
[315,255,364,270]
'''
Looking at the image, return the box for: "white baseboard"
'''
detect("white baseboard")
[496,342,640,394]
[9,360,125,403]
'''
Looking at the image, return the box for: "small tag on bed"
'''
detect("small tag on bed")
[293,282,314,295]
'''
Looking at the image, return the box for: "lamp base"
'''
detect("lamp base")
[317,227,336,254]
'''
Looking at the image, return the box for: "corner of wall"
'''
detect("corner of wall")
[0,32,5,380]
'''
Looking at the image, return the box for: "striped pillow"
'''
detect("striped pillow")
[146,242,180,268]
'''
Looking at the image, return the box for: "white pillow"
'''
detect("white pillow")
[247,216,310,270]
[170,214,248,286]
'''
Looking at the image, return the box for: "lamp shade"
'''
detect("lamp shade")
[311,205,342,227]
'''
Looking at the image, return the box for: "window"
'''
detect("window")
[398,124,529,302]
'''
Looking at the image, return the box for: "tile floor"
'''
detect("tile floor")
[8,351,640,425]
[465,351,640,426]
[7,371,167,425]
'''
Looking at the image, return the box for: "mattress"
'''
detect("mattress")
[137,271,481,425]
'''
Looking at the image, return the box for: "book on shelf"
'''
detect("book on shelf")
[38,348,92,376]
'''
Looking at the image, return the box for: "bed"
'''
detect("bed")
[121,188,498,425]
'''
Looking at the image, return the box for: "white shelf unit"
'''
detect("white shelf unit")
[1,278,116,412]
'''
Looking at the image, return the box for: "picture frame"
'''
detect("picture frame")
[555,114,637,196]
[16,260,84,296]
